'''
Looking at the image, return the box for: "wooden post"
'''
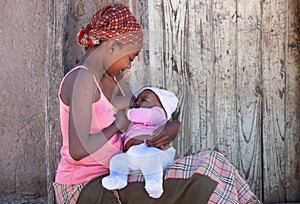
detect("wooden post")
[285,0,300,201]
[236,0,263,198]
[262,0,288,202]
[45,0,69,203]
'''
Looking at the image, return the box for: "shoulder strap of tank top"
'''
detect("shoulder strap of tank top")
[58,65,102,94]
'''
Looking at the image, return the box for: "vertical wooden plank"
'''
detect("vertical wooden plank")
[187,0,214,152]
[286,0,300,201]
[261,0,287,202]
[236,0,263,198]
[163,0,199,155]
[148,0,192,155]
[159,0,215,155]
[45,0,69,203]
[147,0,165,86]
[212,0,238,162]
[128,0,151,91]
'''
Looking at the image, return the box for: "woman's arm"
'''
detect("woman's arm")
[67,69,129,161]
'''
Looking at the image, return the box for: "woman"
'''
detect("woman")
[54,3,260,204]
[53,4,179,203]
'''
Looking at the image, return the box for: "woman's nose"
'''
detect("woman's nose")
[127,62,132,69]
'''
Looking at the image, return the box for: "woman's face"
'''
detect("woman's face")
[136,90,162,109]
[106,43,142,77]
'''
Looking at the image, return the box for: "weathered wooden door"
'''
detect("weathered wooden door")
[129,0,300,202]
[46,0,300,203]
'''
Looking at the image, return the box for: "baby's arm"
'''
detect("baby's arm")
[127,107,166,125]
[124,137,143,152]
[124,107,167,151]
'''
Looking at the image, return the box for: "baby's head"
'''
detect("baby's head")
[136,89,162,109]
[135,87,178,120]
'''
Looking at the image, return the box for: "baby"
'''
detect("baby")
[102,86,178,198]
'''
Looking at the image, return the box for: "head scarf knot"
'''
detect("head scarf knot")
[77,4,143,49]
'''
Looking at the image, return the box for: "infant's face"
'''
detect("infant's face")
[136,90,162,108]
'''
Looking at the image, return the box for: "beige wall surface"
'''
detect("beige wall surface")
[0,1,47,195]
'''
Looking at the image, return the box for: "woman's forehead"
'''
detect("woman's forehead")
[121,42,143,54]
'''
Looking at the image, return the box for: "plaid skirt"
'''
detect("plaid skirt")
[54,150,261,204]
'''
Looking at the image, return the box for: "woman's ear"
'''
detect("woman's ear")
[106,40,121,54]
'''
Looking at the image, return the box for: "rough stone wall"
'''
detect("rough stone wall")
[0,1,47,195]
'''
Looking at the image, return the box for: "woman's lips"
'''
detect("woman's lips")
[119,69,126,77]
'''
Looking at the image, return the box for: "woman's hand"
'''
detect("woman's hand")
[146,120,181,150]
[145,126,170,150]
[114,110,130,133]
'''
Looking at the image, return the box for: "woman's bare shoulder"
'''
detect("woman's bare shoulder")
[60,68,95,105]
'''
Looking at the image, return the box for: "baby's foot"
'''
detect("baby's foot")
[145,179,163,198]
[102,176,127,190]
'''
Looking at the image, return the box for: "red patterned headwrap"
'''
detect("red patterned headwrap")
[77,4,143,50]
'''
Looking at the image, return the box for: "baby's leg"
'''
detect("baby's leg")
[127,145,176,198]
[102,153,129,190]
[137,154,164,198]
[143,171,164,198]
[139,147,176,198]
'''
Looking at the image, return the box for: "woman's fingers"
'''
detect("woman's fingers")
[146,128,171,148]
[151,125,165,137]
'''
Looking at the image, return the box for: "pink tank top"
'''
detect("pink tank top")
[55,66,123,185]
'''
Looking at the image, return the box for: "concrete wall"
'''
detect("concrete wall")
[0,1,47,195]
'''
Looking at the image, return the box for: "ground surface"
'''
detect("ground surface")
[0,193,299,204]
[0,193,47,204]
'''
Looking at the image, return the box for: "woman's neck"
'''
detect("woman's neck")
[99,72,118,102]
[79,46,105,82]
